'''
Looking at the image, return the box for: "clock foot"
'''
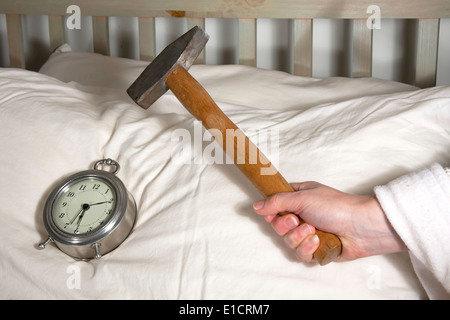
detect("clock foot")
[92,242,102,259]
[38,237,53,249]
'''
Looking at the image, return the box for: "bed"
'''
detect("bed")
[0,0,449,300]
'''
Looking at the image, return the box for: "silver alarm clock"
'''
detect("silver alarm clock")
[38,159,136,260]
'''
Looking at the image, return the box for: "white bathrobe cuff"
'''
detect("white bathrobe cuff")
[374,163,450,299]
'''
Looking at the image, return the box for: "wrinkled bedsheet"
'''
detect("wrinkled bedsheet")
[1,53,449,299]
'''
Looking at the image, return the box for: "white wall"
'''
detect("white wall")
[0,15,449,86]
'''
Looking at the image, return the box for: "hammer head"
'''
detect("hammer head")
[127,26,209,109]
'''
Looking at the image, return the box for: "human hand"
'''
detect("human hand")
[253,182,407,263]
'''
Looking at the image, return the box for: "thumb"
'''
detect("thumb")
[253,192,302,216]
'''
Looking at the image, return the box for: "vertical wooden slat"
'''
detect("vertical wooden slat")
[293,19,312,77]
[352,19,372,77]
[138,17,156,61]
[238,18,256,67]
[5,14,25,68]
[48,15,65,52]
[415,18,439,88]
[92,16,109,56]
[188,17,206,64]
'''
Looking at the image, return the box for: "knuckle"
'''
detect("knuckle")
[283,233,297,249]
[294,236,318,263]
[267,194,282,211]
[271,216,288,236]
[283,227,301,249]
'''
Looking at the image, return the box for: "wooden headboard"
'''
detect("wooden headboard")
[1,0,449,88]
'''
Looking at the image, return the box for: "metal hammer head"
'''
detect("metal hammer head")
[127,26,209,109]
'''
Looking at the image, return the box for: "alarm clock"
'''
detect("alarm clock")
[38,159,136,260]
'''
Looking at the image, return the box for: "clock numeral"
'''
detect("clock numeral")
[67,192,75,197]
[59,213,65,218]
[92,184,100,190]
[79,184,86,191]
[62,202,67,207]
[105,188,110,194]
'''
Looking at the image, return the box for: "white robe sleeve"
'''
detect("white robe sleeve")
[374,163,450,300]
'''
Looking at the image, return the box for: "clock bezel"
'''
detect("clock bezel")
[43,169,129,247]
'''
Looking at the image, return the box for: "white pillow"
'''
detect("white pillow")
[39,44,419,110]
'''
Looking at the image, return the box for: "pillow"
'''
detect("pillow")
[2,67,449,299]
[39,44,419,110]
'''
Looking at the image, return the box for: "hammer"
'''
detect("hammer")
[127,26,342,265]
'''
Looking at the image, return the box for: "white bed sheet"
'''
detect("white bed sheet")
[1,47,449,299]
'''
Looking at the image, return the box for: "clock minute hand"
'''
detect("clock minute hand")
[88,201,112,206]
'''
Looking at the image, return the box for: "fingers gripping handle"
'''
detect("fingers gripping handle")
[166,66,342,265]
[279,211,342,265]
[277,183,342,265]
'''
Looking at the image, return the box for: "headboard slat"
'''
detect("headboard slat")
[238,18,257,67]
[415,18,439,88]
[138,17,156,61]
[92,16,110,56]
[351,19,373,78]
[48,15,65,52]
[293,19,313,77]
[5,14,25,69]
[188,18,206,64]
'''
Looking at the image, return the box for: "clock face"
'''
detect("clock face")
[51,176,117,235]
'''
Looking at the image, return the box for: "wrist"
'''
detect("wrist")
[357,196,408,257]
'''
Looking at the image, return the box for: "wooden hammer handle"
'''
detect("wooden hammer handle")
[166,66,342,265]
